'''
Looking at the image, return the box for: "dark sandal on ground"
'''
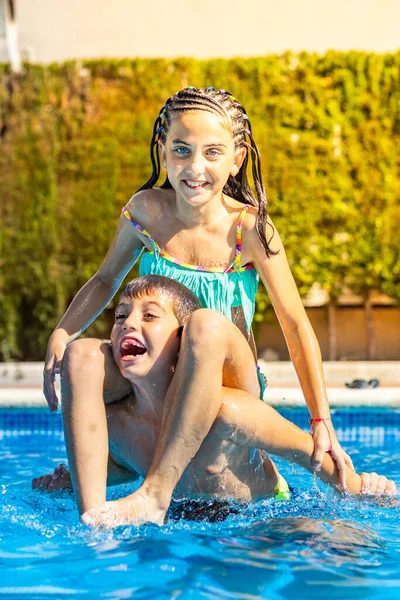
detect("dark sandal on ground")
[345,379,380,389]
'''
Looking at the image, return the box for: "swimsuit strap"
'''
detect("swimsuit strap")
[122,207,161,252]
[235,205,251,269]
[122,204,255,273]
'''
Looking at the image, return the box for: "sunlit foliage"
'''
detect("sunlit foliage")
[1,53,399,359]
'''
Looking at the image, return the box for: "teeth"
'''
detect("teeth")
[186,181,205,188]
[121,339,145,349]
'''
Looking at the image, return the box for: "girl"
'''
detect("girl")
[43,86,352,523]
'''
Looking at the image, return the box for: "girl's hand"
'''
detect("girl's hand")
[360,472,397,496]
[43,334,68,412]
[311,419,353,489]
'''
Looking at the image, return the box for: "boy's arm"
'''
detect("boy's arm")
[218,388,396,495]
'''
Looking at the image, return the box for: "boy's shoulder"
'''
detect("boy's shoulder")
[125,188,174,228]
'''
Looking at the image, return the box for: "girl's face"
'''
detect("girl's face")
[161,111,245,206]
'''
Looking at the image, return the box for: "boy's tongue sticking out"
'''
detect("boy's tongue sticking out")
[120,337,146,361]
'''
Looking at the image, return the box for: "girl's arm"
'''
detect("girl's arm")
[246,214,351,488]
[43,192,153,410]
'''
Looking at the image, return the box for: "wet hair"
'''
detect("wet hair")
[121,275,201,326]
[137,86,276,257]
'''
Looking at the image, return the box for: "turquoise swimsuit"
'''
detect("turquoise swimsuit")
[122,204,266,397]
[122,204,259,334]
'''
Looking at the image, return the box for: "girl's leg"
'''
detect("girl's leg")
[61,338,132,514]
[82,309,261,526]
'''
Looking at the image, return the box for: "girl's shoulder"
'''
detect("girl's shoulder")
[125,188,174,229]
[240,205,282,257]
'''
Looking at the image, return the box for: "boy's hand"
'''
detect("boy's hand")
[360,472,397,496]
[32,463,72,492]
[311,419,353,489]
[43,334,67,411]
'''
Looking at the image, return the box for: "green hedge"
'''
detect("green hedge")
[1,53,399,359]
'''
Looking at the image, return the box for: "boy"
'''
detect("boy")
[33,276,396,527]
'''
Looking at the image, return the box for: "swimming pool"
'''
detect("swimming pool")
[1,407,400,599]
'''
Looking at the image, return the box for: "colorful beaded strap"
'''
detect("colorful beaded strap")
[122,205,255,274]
[122,208,160,252]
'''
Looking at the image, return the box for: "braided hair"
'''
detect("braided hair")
[138,86,276,256]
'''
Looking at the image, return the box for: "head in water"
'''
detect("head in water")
[111,275,201,381]
[137,86,275,256]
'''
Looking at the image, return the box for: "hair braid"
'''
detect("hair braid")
[137,87,276,256]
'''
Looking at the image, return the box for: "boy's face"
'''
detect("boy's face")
[111,292,182,381]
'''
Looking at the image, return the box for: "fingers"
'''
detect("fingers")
[311,420,334,472]
[360,471,370,493]
[330,446,347,490]
[385,479,397,495]
[43,361,60,412]
[32,463,71,492]
[344,451,355,472]
[360,472,397,497]
[311,421,352,490]
[32,474,52,490]
[311,445,326,473]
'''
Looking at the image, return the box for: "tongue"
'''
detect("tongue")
[121,343,146,357]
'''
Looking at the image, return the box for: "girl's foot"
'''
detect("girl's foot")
[32,463,72,492]
[81,489,167,528]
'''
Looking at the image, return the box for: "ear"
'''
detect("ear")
[231,146,247,176]
[157,138,167,168]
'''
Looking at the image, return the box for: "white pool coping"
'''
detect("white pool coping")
[1,361,400,408]
[1,386,400,408]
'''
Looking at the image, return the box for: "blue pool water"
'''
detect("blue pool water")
[1,407,400,599]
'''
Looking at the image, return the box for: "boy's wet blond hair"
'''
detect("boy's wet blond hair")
[121,275,201,325]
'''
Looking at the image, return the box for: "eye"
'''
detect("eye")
[207,149,221,157]
[115,313,126,320]
[174,146,190,156]
[144,312,159,320]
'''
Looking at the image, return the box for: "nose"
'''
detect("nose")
[123,312,140,331]
[186,151,205,177]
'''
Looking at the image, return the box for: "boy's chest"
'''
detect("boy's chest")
[112,415,161,477]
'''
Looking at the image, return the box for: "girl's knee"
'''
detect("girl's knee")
[183,309,231,351]
[62,338,107,377]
